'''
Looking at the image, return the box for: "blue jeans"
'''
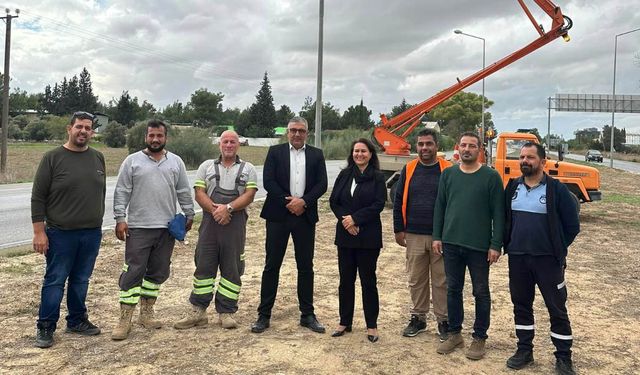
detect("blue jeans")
[37,227,101,330]
[443,244,491,339]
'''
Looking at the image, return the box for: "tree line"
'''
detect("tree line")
[6,67,498,143]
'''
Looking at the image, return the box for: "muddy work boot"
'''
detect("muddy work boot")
[111,304,136,341]
[174,305,208,330]
[219,313,238,329]
[138,297,163,329]
[466,337,487,360]
[437,332,464,354]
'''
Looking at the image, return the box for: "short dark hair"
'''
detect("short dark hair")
[522,142,546,159]
[347,138,380,170]
[69,111,95,126]
[417,128,438,144]
[147,119,168,135]
[459,131,480,146]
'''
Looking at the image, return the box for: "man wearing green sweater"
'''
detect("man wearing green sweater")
[433,132,505,360]
[31,111,106,348]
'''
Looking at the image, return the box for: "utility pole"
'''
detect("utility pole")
[314,0,324,148]
[1,9,18,174]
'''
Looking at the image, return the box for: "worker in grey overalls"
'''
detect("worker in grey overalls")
[174,130,258,330]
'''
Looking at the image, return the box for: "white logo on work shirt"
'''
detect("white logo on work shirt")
[539,195,546,204]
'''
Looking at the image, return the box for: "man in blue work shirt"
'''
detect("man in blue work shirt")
[503,142,580,375]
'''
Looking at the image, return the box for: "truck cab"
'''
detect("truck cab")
[494,132,602,202]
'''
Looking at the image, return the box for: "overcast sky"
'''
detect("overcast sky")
[7,0,640,138]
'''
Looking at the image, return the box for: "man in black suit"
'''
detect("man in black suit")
[251,116,328,334]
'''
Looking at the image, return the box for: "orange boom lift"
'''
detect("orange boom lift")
[373,0,573,156]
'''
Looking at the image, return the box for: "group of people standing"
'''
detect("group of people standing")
[30,112,579,375]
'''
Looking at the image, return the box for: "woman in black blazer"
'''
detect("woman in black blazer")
[329,138,387,342]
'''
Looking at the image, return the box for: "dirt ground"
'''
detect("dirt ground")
[1,166,639,375]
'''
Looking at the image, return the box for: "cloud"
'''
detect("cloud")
[6,0,640,138]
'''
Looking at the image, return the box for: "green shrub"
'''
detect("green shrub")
[24,121,50,141]
[310,128,372,160]
[103,121,127,148]
[7,122,24,140]
[167,128,218,169]
[43,115,68,140]
[127,122,216,168]
[126,122,150,153]
[439,134,455,151]
[10,115,30,130]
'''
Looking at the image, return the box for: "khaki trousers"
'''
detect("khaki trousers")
[405,233,447,322]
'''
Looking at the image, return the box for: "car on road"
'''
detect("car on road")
[585,149,603,162]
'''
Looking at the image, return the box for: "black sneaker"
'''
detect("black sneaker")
[66,319,101,336]
[437,321,450,342]
[35,326,54,348]
[555,357,575,375]
[402,315,426,337]
[506,349,534,369]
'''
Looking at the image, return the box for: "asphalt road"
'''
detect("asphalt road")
[564,153,640,174]
[0,160,345,250]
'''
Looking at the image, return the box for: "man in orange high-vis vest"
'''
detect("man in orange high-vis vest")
[393,128,452,340]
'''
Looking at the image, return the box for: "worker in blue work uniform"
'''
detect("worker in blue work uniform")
[503,142,580,375]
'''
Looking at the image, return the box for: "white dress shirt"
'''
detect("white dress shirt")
[289,143,306,198]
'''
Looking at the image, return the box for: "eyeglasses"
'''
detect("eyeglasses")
[288,128,307,135]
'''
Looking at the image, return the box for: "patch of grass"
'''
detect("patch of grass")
[0,262,33,275]
[0,245,33,258]
[1,143,270,185]
[605,193,640,206]
[0,142,128,184]
[237,146,270,166]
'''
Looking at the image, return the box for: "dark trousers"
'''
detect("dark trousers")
[509,254,573,359]
[337,247,380,329]
[443,244,491,339]
[38,227,101,330]
[258,215,316,319]
[118,228,175,304]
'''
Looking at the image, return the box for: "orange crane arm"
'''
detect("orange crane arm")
[374,0,572,156]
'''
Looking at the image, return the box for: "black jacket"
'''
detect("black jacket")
[504,174,580,265]
[329,165,387,249]
[260,143,328,224]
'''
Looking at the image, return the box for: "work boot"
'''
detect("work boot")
[173,305,208,330]
[555,357,575,375]
[506,349,534,369]
[35,326,55,348]
[437,321,450,342]
[111,304,136,341]
[437,332,464,354]
[402,315,427,337]
[220,313,238,329]
[466,337,487,360]
[138,297,163,329]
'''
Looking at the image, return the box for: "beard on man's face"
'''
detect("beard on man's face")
[520,163,538,176]
[147,142,166,153]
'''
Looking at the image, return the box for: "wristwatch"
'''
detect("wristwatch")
[226,203,234,213]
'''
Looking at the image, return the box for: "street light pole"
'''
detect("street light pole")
[314,0,324,149]
[610,27,640,168]
[454,29,486,145]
